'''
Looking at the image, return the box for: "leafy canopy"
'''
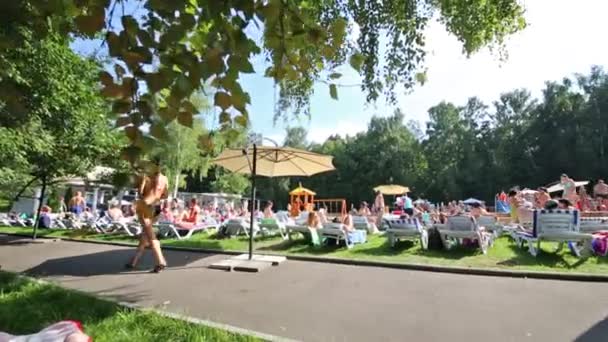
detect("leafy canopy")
[0,36,120,193]
[0,0,527,165]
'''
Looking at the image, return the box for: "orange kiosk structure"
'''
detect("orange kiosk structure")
[289,183,347,218]
[289,184,315,217]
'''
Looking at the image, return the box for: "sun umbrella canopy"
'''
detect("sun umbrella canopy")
[213,146,335,177]
[373,184,410,195]
[546,181,589,193]
[463,198,482,205]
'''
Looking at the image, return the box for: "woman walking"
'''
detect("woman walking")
[126,159,168,273]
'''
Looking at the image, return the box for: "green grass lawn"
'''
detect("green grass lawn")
[2,226,608,274]
[0,271,260,341]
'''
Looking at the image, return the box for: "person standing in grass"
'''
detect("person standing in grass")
[126,159,168,273]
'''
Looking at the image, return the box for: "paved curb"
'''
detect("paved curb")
[3,232,608,282]
[5,270,297,342]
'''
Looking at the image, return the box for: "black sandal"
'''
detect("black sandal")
[124,263,136,270]
[151,264,166,273]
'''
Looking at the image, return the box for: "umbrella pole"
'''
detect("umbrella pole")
[248,144,257,260]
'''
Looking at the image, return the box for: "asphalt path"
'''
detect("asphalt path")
[1,235,607,342]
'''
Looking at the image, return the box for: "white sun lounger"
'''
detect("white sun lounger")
[437,215,493,254]
[386,218,428,249]
[514,209,592,257]
[579,217,608,234]
[318,223,367,249]
[476,215,503,238]
[220,218,259,238]
[352,215,379,234]
[156,217,219,240]
[258,218,287,239]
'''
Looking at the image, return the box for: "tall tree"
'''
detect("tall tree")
[0,0,528,164]
[0,36,119,236]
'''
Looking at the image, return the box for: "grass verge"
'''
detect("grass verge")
[2,226,608,275]
[0,271,260,341]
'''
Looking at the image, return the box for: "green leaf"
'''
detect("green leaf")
[112,100,132,113]
[99,71,113,86]
[136,100,153,118]
[121,15,139,35]
[106,32,122,58]
[329,83,338,100]
[124,126,141,141]
[234,114,248,127]
[214,91,232,110]
[150,122,169,141]
[121,145,142,163]
[205,48,225,74]
[158,107,178,122]
[415,71,428,86]
[114,64,126,78]
[177,111,193,127]
[74,8,105,36]
[137,29,155,48]
[145,72,164,92]
[115,115,131,127]
[199,134,214,151]
[219,111,231,125]
[101,83,124,98]
[349,53,365,72]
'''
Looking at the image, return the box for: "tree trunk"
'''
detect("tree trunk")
[33,175,47,240]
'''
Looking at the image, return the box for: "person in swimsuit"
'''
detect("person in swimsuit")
[126,159,168,273]
[69,192,86,215]
[561,174,578,203]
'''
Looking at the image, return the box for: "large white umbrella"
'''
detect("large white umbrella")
[213,144,335,259]
[547,181,589,193]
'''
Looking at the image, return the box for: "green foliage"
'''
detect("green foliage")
[0,36,120,196]
[0,271,260,341]
[0,0,527,164]
[210,170,250,195]
[254,67,608,204]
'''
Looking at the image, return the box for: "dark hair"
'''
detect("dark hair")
[470,202,481,208]
[538,187,547,193]
[508,190,518,197]
[544,200,558,210]
[558,198,572,207]
[561,173,568,178]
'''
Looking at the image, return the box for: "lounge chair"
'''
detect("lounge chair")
[579,217,608,234]
[514,209,592,257]
[385,218,428,249]
[476,215,503,238]
[286,224,311,239]
[352,216,379,234]
[437,215,493,254]
[220,218,259,237]
[157,217,219,240]
[318,223,366,249]
[258,218,287,239]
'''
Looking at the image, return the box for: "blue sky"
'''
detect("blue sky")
[73,0,608,144]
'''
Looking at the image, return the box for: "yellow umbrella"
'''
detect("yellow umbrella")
[213,144,335,259]
[373,184,410,195]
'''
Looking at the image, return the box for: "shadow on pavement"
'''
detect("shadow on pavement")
[575,316,608,342]
[23,248,213,277]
